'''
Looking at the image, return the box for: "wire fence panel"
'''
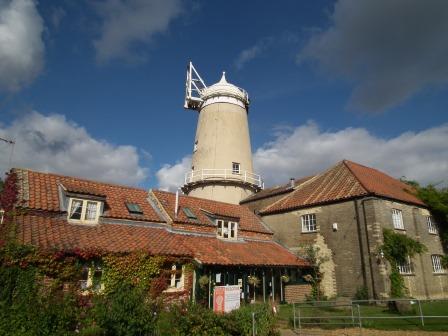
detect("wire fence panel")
[291,298,448,334]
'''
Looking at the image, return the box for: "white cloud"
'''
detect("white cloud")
[0,0,44,92]
[235,42,266,70]
[155,155,191,191]
[93,0,182,63]
[0,112,148,185]
[298,0,448,113]
[254,122,448,186]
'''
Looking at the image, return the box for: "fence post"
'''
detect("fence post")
[357,304,362,334]
[293,303,296,330]
[252,312,256,336]
[351,304,355,327]
[417,299,425,327]
[298,306,301,330]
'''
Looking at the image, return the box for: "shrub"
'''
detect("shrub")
[157,303,278,336]
[353,286,369,300]
[87,283,158,336]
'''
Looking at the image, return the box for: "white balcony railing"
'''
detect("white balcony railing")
[184,169,264,189]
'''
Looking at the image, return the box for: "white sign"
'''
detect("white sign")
[213,285,241,313]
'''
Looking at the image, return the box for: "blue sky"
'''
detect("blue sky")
[0,0,447,189]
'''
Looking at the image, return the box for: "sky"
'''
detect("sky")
[0,0,447,190]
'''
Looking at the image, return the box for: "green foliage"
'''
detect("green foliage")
[0,260,80,336]
[402,179,448,247]
[381,229,427,297]
[88,283,158,336]
[382,229,427,264]
[101,252,165,291]
[157,303,278,336]
[389,268,406,298]
[353,286,369,300]
[300,244,328,301]
[416,184,448,247]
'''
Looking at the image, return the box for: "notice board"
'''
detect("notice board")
[213,285,240,313]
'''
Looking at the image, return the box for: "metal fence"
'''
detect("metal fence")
[291,298,448,334]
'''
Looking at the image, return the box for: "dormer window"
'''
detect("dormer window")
[68,198,101,224]
[216,219,238,240]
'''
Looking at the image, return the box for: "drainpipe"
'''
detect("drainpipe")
[354,200,369,294]
[361,197,379,299]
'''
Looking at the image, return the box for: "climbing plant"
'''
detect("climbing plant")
[380,228,427,297]
[300,244,329,301]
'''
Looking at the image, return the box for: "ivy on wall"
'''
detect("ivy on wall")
[380,228,427,297]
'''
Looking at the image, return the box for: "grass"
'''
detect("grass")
[276,301,448,331]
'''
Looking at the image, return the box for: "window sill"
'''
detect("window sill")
[428,232,438,235]
[399,273,415,276]
[68,219,99,226]
[163,287,185,293]
[433,272,447,276]
[393,228,406,231]
[302,230,318,234]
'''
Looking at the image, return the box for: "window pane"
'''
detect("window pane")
[85,201,98,221]
[69,200,83,220]
[232,162,240,174]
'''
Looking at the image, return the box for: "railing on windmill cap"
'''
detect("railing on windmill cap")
[184,169,264,189]
[184,61,249,110]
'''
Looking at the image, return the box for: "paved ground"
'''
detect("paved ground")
[278,328,448,336]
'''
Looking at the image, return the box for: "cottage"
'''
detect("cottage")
[1,168,309,304]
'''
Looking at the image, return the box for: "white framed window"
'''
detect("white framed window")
[170,264,184,289]
[392,209,404,230]
[68,198,101,224]
[301,214,317,233]
[397,256,413,275]
[216,219,238,239]
[431,255,446,274]
[232,162,241,174]
[193,140,198,152]
[427,216,437,234]
[79,262,104,292]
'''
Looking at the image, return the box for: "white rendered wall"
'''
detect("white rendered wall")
[187,101,255,204]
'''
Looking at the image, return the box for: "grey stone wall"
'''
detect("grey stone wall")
[259,197,448,299]
[261,202,366,298]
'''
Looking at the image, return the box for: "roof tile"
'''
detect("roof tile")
[261,160,424,214]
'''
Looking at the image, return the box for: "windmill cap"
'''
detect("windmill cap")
[202,71,249,105]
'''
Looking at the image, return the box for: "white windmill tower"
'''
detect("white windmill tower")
[182,62,263,204]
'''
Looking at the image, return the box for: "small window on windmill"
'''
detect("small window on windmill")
[193,140,198,152]
[126,202,143,215]
[182,207,197,220]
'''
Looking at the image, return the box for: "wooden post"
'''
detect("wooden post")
[262,270,266,303]
[271,268,275,302]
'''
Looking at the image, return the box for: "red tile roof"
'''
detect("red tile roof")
[261,160,425,214]
[16,214,189,255]
[179,235,308,266]
[13,168,164,223]
[151,190,272,234]
[7,168,307,267]
[14,214,306,267]
[240,176,314,204]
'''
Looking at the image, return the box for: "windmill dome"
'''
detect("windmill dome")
[202,72,249,106]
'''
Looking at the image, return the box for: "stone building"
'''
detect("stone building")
[241,160,448,299]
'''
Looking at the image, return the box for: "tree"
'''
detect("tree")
[402,179,448,249]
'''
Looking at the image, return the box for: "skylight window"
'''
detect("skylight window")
[126,202,143,215]
[182,207,197,220]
